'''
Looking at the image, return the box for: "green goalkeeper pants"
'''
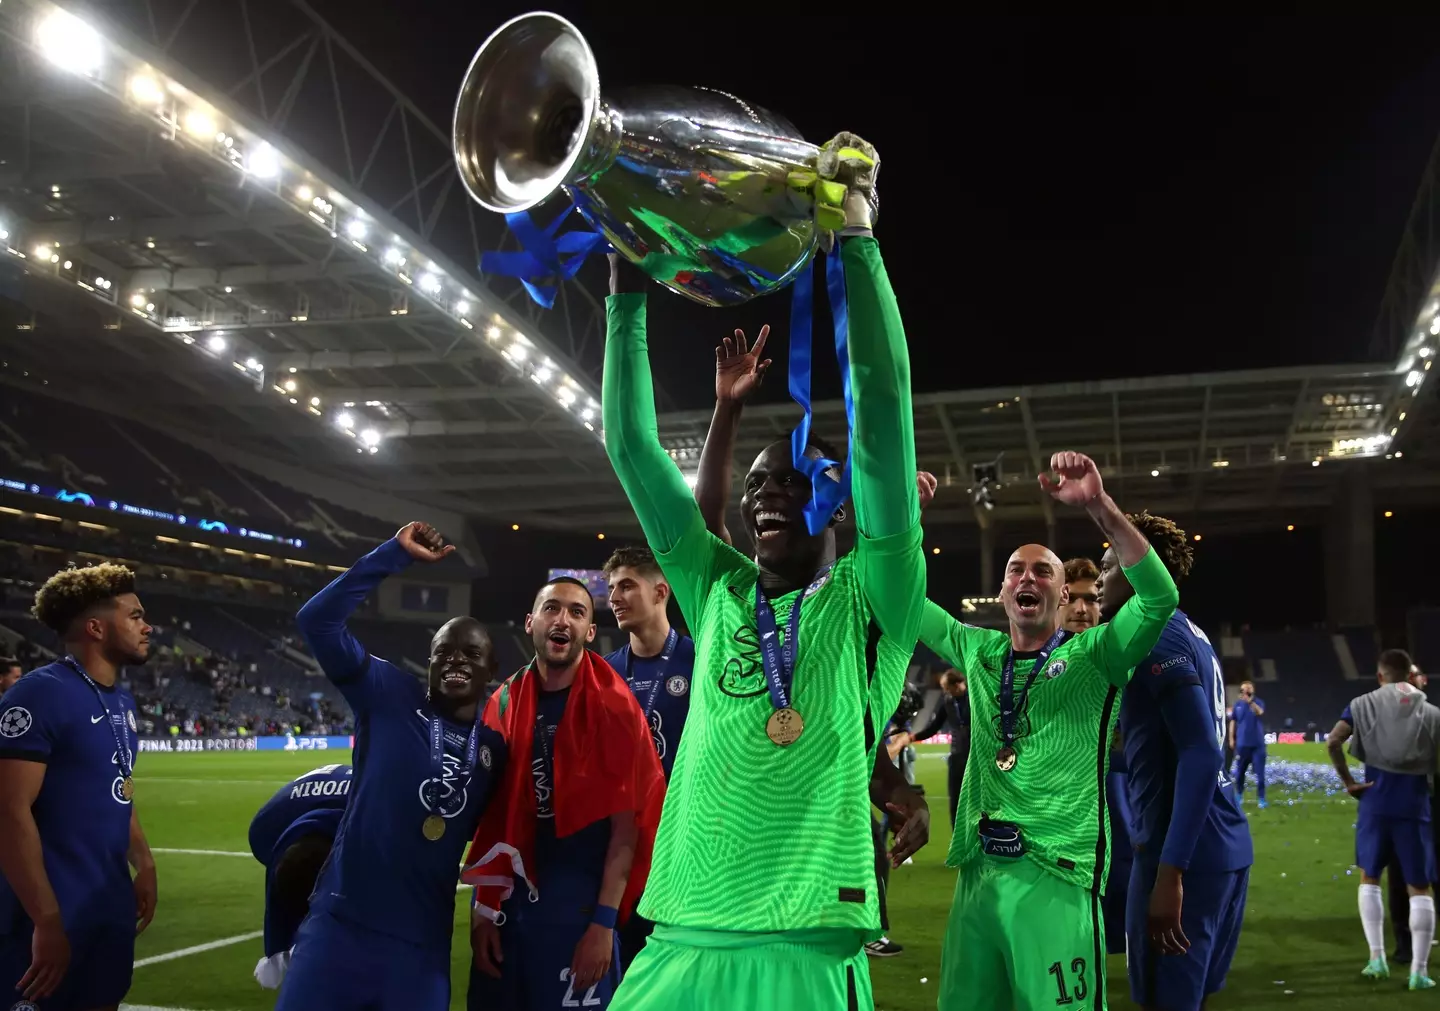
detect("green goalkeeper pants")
[940,856,1106,1011]
[609,924,872,1011]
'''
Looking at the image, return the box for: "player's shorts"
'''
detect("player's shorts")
[1126,859,1249,1011]
[466,899,622,1011]
[940,856,1104,1011]
[0,921,133,1011]
[609,924,872,1011]
[275,910,449,1011]
[1357,813,1437,887]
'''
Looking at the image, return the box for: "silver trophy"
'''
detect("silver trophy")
[452,11,822,308]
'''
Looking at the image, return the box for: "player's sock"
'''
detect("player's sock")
[1410,895,1435,977]
[1360,883,1387,960]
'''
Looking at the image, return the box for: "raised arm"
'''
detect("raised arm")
[695,326,773,545]
[602,256,706,554]
[1042,452,1179,684]
[296,522,447,683]
[842,235,919,542]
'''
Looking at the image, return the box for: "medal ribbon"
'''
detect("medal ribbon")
[755,567,831,713]
[424,708,484,817]
[626,627,680,720]
[61,656,133,782]
[787,248,855,535]
[997,627,1071,754]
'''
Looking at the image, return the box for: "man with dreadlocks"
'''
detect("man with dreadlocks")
[0,562,157,1010]
[1099,512,1252,1011]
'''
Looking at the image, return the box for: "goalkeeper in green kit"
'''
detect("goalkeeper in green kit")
[926,451,1179,1011]
[602,133,925,1011]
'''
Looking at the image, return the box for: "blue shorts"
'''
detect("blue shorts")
[276,910,450,1011]
[0,922,133,1011]
[1104,858,1132,956]
[468,889,621,1011]
[1357,813,1437,888]
[1127,861,1249,1011]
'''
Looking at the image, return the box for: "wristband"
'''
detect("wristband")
[592,904,619,929]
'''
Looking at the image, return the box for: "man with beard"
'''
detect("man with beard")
[601,130,927,1011]
[0,563,157,1010]
[921,452,1179,1011]
[1099,513,1252,1011]
[601,546,694,971]
[280,522,507,1011]
[1061,557,1102,635]
[465,578,664,1011]
[248,764,353,989]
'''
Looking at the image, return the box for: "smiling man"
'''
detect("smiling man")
[599,130,925,1011]
[920,452,1179,1011]
[281,522,507,1011]
[465,578,664,1011]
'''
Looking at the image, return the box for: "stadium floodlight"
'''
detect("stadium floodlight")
[246,143,281,180]
[1406,370,1423,387]
[335,412,354,430]
[35,9,103,77]
[206,335,226,352]
[485,325,501,341]
[346,219,367,240]
[359,428,381,448]
[420,273,441,294]
[245,358,261,371]
[282,378,298,393]
[129,74,163,104]
[456,300,470,315]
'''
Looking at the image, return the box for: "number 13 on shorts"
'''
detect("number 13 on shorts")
[1047,958,1090,1006]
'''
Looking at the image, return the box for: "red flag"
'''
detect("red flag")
[462,650,665,923]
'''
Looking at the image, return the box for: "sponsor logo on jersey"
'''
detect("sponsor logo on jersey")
[1044,660,1067,679]
[0,707,32,738]
[1150,654,1190,676]
[666,675,688,696]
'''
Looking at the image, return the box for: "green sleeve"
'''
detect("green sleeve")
[918,599,968,670]
[603,293,747,620]
[843,237,925,643]
[1088,548,1180,687]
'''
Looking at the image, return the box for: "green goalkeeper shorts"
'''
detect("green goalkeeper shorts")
[609,924,872,1011]
[940,856,1107,1011]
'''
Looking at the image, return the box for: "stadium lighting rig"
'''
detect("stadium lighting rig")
[5,0,605,452]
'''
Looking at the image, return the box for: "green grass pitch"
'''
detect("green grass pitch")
[116,743,1401,1010]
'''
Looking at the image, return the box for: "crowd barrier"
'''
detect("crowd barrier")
[137,735,355,753]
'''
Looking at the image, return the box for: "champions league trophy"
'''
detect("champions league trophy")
[452,11,827,308]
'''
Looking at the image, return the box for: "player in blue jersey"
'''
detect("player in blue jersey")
[247,764,353,988]
[279,522,507,1011]
[1327,648,1440,990]
[0,563,157,1010]
[601,545,694,971]
[1230,680,1268,808]
[1098,513,1253,1011]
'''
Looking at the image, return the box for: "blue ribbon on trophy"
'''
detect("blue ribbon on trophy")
[456,11,857,531]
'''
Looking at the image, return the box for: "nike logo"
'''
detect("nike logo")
[91,715,105,723]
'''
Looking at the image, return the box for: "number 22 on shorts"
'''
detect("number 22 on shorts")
[559,967,602,1007]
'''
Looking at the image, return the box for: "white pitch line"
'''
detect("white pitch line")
[133,930,264,967]
[152,847,252,858]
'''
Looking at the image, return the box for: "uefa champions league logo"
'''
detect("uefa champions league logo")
[417,751,470,820]
[0,707,32,738]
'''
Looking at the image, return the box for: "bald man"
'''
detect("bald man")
[919,452,1179,1011]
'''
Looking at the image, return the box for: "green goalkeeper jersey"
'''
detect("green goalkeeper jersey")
[922,548,1178,892]
[601,236,926,934]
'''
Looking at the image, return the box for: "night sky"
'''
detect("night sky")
[312,8,1440,410]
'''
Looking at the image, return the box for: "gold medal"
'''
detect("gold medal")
[995,746,1017,772]
[766,707,805,747]
[422,814,446,841]
[120,777,135,801]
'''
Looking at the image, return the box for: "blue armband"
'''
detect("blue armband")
[592,904,619,929]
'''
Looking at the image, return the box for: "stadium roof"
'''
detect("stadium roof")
[0,0,1436,542]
